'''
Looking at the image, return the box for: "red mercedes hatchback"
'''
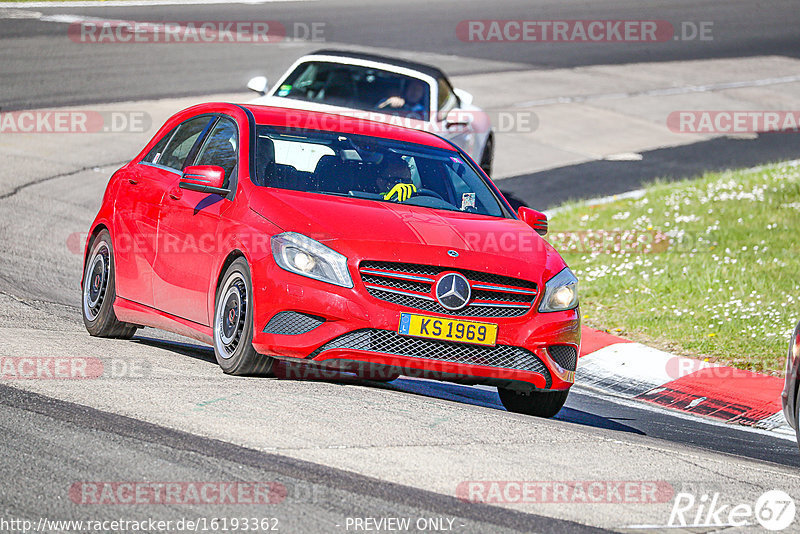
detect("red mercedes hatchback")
[82,102,580,417]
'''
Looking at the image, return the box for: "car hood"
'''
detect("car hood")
[249,188,566,284]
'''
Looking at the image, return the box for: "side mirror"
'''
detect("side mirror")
[246,75,269,96]
[518,206,548,236]
[179,165,230,195]
[453,88,474,107]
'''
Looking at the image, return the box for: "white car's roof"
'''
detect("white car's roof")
[297,49,448,82]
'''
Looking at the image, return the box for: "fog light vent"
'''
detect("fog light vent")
[264,311,325,335]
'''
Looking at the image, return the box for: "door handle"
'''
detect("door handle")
[445,121,471,132]
[168,188,182,200]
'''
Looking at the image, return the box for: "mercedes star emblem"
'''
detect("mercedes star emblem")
[435,272,471,311]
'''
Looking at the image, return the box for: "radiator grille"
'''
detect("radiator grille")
[359,261,538,318]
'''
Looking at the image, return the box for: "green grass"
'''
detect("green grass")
[548,160,800,375]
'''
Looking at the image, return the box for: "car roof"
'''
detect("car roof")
[307,49,448,82]
[240,104,454,150]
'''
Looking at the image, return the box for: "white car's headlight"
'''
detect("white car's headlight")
[271,232,353,288]
[538,267,579,312]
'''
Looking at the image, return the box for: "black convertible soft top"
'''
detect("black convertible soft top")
[310,49,449,83]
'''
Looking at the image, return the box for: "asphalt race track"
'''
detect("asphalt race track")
[1,1,800,532]
[2,0,800,109]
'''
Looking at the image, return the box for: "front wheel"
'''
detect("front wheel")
[82,230,137,339]
[498,387,569,418]
[213,258,274,376]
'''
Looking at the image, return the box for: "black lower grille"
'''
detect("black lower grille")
[308,329,551,387]
[263,311,325,335]
[548,345,578,372]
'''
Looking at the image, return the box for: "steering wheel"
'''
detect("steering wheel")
[412,188,446,201]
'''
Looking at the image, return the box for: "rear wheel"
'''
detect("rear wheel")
[479,134,494,177]
[82,230,137,339]
[498,387,569,418]
[213,258,274,376]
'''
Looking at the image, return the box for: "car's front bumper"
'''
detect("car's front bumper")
[250,261,580,391]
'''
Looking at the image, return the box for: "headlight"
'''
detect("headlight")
[271,232,353,288]
[538,267,579,312]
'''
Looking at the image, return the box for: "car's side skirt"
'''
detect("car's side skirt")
[114,297,213,345]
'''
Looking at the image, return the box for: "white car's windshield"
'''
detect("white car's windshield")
[274,62,431,121]
[253,125,508,218]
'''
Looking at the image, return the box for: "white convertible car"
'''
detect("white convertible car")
[246,49,495,176]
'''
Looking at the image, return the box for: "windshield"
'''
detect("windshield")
[253,126,508,218]
[274,62,431,121]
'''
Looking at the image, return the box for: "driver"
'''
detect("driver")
[377,79,427,118]
[376,156,416,202]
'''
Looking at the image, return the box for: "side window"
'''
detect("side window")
[194,117,239,183]
[144,127,175,164]
[437,78,458,120]
[159,116,213,171]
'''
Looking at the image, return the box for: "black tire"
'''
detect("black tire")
[498,387,569,418]
[795,386,800,454]
[359,367,401,382]
[213,257,274,376]
[479,134,494,177]
[82,230,138,339]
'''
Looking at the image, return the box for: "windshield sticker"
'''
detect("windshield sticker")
[277,84,292,96]
[450,156,464,164]
[461,192,476,210]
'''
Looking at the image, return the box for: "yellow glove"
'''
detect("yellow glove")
[384,183,417,202]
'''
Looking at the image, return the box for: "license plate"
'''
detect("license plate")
[398,313,498,346]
